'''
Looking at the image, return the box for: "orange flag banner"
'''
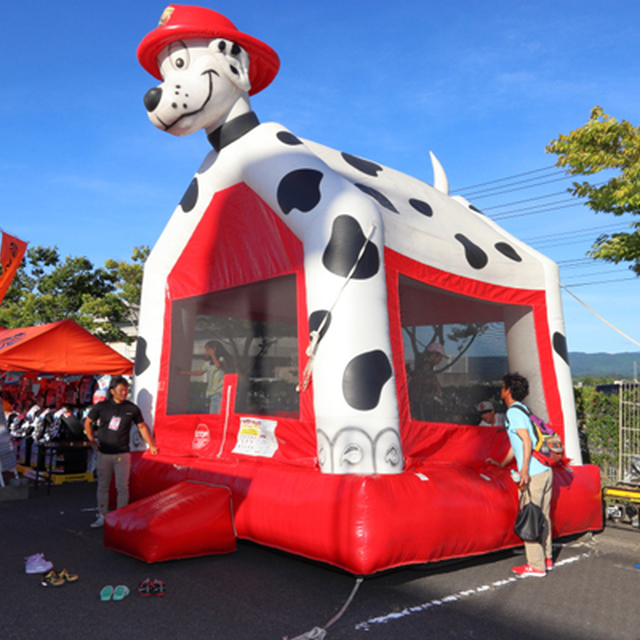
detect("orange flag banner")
[0,232,27,305]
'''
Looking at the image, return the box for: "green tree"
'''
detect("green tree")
[85,245,150,334]
[575,385,619,484]
[0,245,149,344]
[546,106,640,273]
[404,322,490,375]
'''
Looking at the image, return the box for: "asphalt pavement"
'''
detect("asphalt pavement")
[2,479,639,640]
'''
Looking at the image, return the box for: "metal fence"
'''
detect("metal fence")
[618,381,640,482]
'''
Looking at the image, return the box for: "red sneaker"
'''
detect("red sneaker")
[545,558,554,571]
[511,564,546,578]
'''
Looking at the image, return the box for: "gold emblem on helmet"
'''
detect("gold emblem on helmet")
[158,6,175,27]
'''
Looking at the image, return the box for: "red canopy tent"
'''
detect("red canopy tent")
[0,319,133,375]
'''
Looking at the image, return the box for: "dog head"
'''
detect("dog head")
[142,37,251,137]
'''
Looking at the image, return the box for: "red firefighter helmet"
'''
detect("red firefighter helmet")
[137,5,280,95]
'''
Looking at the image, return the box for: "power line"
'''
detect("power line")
[461,175,573,199]
[494,197,577,214]
[533,234,620,249]
[454,165,561,191]
[524,223,630,244]
[569,277,638,287]
[491,202,582,220]
[481,190,570,210]
[452,168,639,293]
[491,198,578,217]
[559,261,603,270]
[561,276,638,287]
[556,258,632,270]
[557,257,593,265]
[519,224,632,254]
[562,267,633,279]
[483,179,605,219]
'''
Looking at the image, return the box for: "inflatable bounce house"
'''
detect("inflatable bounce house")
[106,5,602,573]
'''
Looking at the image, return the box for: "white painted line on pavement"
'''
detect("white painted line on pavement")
[354,552,592,632]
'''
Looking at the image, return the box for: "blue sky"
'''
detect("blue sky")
[2,0,639,355]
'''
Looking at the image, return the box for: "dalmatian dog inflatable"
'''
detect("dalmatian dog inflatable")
[135,5,580,474]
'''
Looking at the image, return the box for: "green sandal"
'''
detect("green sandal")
[100,585,114,601]
[113,585,130,601]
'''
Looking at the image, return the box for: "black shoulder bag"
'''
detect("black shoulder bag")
[513,486,544,542]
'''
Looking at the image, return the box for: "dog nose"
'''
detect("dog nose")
[143,87,162,112]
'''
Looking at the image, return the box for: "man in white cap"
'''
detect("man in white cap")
[477,400,505,427]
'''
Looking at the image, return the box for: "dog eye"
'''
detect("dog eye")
[168,41,190,72]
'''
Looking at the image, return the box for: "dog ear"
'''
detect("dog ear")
[210,38,251,92]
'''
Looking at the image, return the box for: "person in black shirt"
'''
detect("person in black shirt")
[84,375,158,528]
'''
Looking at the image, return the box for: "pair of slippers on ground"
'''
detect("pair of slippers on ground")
[100,578,166,600]
[100,585,131,601]
[138,578,166,597]
[41,568,79,587]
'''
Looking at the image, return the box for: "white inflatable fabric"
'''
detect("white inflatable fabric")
[134,5,580,475]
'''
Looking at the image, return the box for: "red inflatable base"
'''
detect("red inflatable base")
[126,454,603,575]
[104,480,236,563]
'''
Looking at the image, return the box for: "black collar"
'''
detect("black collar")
[207,111,260,152]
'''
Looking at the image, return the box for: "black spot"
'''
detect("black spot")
[409,198,433,217]
[469,204,484,215]
[277,131,303,146]
[218,41,226,52]
[341,153,383,177]
[277,169,323,214]
[553,332,569,364]
[180,178,198,213]
[322,215,380,279]
[134,337,150,375]
[309,310,332,343]
[231,43,241,55]
[495,242,522,262]
[355,183,398,213]
[342,350,392,411]
[229,65,239,75]
[455,234,488,269]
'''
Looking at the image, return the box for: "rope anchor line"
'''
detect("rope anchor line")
[297,224,377,393]
[284,577,364,640]
[561,283,640,348]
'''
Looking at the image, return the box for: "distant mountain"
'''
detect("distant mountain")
[568,352,640,379]
[466,352,640,381]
